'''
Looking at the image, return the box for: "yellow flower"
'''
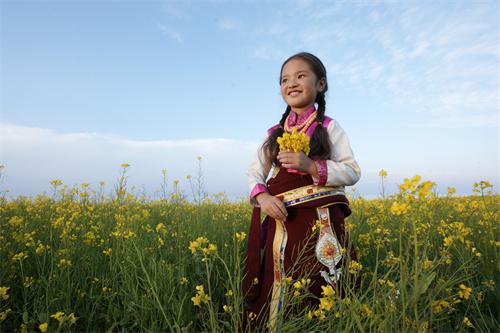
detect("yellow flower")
[348,260,363,274]
[188,241,199,254]
[0,308,12,322]
[378,169,388,177]
[191,285,210,307]
[50,311,65,323]
[223,304,232,313]
[432,300,449,314]
[225,289,233,297]
[50,179,63,188]
[0,286,9,300]
[39,323,48,332]
[57,258,72,268]
[321,285,335,297]
[191,293,202,306]
[235,232,247,242]
[458,284,472,300]
[319,297,334,311]
[390,202,409,215]
[202,243,217,255]
[180,277,188,285]
[248,312,257,321]
[67,313,78,325]
[306,311,313,320]
[463,316,474,328]
[277,128,310,155]
[447,187,457,196]
[120,163,130,168]
[12,252,28,262]
[155,223,167,234]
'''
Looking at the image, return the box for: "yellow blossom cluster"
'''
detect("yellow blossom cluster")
[277,128,310,155]
[0,287,9,300]
[191,285,210,307]
[235,231,246,242]
[458,284,472,300]
[188,236,217,255]
[292,278,311,297]
[306,285,336,320]
[49,311,78,325]
[432,300,450,314]
[349,260,363,274]
[390,202,410,215]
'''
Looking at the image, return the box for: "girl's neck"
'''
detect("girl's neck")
[291,104,315,116]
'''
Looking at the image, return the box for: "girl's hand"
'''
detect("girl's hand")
[278,151,318,177]
[256,192,288,221]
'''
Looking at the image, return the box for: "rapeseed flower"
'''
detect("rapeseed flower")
[191,285,210,307]
[458,284,472,300]
[39,323,48,332]
[378,169,388,177]
[349,260,363,274]
[0,286,9,300]
[463,316,474,328]
[277,128,310,155]
[321,285,335,297]
[235,231,246,242]
[50,311,65,323]
[390,202,409,215]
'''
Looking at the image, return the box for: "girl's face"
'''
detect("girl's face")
[280,58,325,115]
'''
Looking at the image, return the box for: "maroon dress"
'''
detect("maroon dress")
[242,167,358,331]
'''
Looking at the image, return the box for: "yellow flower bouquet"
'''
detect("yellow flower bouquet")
[277,128,310,174]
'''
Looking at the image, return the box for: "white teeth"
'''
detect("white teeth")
[289,91,300,96]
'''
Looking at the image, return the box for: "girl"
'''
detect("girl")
[243,52,361,331]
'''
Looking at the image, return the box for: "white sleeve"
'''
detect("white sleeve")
[324,119,361,186]
[246,133,272,195]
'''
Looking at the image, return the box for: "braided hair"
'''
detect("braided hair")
[261,52,331,170]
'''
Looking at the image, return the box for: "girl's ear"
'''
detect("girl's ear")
[317,77,326,92]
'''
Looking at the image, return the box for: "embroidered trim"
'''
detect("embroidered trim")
[315,207,343,284]
[269,218,287,332]
[274,184,345,207]
[314,160,328,186]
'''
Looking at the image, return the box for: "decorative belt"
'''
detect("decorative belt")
[268,184,346,332]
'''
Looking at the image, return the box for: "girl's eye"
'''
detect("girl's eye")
[281,79,288,84]
[298,74,305,79]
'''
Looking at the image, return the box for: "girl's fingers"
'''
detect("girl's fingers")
[273,201,287,219]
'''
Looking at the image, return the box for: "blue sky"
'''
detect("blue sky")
[1,0,499,200]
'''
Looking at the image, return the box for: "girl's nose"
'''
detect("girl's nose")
[287,80,298,88]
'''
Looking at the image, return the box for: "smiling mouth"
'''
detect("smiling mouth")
[288,90,301,96]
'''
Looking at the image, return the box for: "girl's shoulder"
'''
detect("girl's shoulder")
[266,116,335,136]
[267,124,281,136]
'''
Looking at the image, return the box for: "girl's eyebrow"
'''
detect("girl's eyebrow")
[281,70,309,78]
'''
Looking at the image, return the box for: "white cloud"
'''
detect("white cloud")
[157,23,183,43]
[217,17,238,31]
[0,123,259,200]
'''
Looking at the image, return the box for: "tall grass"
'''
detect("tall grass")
[0,164,498,332]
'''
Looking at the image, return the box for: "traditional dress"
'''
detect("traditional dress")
[243,106,361,332]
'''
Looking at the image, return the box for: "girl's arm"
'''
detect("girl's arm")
[247,133,273,205]
[311,119,361,186]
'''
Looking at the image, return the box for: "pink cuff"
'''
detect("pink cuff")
[250,183,268,199]
[313,160,328,186]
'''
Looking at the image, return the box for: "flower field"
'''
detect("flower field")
[0,166,498,332]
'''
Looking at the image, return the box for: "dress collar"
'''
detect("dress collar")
[287,105,316,127]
